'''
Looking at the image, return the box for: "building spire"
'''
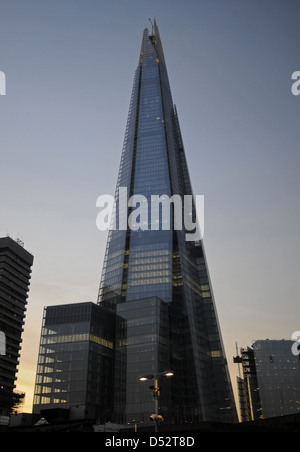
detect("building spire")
[148,18,154,35]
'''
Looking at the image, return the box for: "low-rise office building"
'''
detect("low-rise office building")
[234,339,300,420]
[32,302,116,423]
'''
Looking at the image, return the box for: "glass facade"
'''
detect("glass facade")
[98,21,237,424]
[253,340,300,418]
[114,297,171,424]
[32,302,115,422]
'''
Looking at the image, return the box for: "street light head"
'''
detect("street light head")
[139,371,173,382]
[164,371,174,377]
[139,374,154,381]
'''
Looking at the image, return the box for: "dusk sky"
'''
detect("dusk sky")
[1,0,299,414]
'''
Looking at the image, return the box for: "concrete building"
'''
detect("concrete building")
[0,236,34,421]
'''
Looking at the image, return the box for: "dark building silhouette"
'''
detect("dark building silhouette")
[0,236,34,420]
[32,302,116,423]
[234,346,261,422]
[97,21,237,424]
[234,339,300,421]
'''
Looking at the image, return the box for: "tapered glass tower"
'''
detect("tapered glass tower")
[98,21,237,425]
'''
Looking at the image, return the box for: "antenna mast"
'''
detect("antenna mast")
[148,18,154,35]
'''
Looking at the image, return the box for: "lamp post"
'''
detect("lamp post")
[139,370,174,432]
[128,419,144,432]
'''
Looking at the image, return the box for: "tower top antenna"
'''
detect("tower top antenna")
[148,18,154,35]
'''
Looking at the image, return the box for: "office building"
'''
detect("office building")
[32,302,116,423]
[234,339,300,420]
[0,236,34,419]
[97,21,237,424]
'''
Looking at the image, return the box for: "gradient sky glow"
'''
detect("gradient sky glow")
[0,0,299,415]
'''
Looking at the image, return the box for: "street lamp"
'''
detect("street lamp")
[128,419,144,432]
[138,370,174,432]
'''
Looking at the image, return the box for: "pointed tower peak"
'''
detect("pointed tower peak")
[148,18,154,35]
[148,18,160,37]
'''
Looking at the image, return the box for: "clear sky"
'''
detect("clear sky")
[0,0,299,415]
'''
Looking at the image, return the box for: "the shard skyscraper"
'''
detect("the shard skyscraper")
[97,20,237,425]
